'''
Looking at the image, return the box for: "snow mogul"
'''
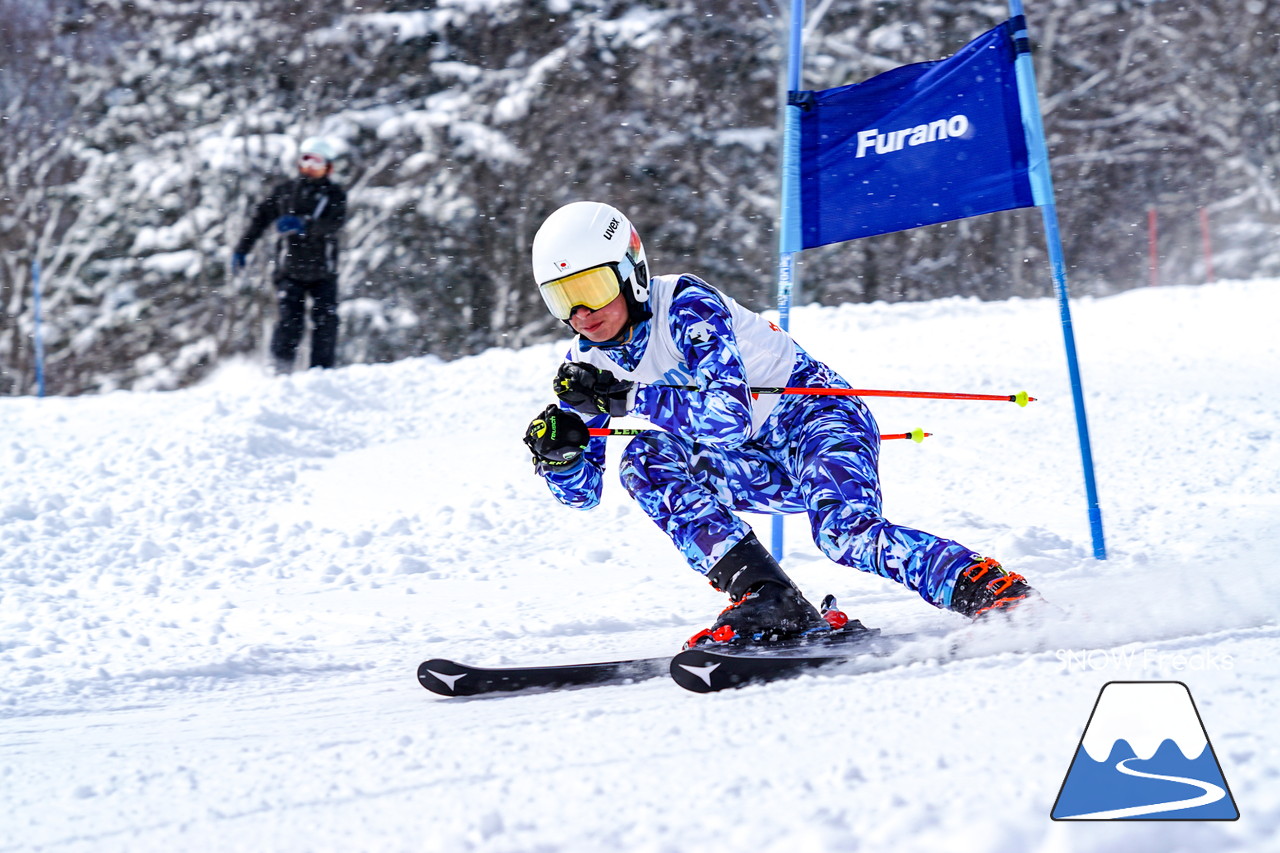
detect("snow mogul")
[523,201,1040,648]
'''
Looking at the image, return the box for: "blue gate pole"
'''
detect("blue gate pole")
[1008,1,1107,559]
[32,259,47,398]
[771,0,805,561]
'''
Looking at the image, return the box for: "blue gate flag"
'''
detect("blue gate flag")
[797,19,1033,250]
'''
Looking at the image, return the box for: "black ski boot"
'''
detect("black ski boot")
[949,556,1040,619]
[685,532,832,648]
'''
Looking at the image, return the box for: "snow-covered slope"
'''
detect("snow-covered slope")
[2,280,1277,852]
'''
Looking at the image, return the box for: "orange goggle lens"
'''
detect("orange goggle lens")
[538,266,622,320]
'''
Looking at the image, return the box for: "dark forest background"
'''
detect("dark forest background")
[3,0,1278,395]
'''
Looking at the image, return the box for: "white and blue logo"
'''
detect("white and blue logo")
[1052,681,1238,820]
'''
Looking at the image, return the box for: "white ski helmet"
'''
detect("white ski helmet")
[531,201,649,324]
[298,136,338,163]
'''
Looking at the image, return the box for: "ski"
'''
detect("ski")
[419,599,910,697]
[669,628,902,693]
[417,655,670,697]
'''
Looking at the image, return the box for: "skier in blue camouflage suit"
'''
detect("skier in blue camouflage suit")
[523,202,1038,646]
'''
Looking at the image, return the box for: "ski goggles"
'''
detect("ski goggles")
[538,264,625,320]
[298,153,329,177]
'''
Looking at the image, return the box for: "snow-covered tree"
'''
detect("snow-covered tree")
[2,0,1278,395]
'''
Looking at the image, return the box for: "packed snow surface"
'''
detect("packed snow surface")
[2,280,1278,852]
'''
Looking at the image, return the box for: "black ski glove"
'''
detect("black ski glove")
[523,404,590,475]
[554,362,635,418]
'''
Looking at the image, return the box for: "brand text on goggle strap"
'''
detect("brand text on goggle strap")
[855,114,970,158]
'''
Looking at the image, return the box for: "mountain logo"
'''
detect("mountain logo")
[1052,681,1239,821]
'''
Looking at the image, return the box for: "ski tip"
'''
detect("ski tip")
[669,649,723,693]
[417,659,470,696]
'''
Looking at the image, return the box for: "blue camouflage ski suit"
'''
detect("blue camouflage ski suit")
[540,274,978,610]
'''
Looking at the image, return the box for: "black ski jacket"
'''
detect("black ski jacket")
[235,177,347,282]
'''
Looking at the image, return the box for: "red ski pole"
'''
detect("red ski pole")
[589,427,931,442]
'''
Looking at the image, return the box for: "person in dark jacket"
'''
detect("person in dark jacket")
[232,137,348,374]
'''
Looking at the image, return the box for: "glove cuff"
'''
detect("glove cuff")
[535,455,586,477]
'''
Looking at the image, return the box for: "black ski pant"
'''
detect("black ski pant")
[271,276,339,369]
